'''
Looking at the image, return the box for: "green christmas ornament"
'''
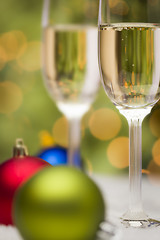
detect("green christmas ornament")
[13,166,105,240]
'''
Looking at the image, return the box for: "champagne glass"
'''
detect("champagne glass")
[42,0,100,167]
[41,1,122,238]
[98,0,160,227]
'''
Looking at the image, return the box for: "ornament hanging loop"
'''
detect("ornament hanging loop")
[13,138,28,157]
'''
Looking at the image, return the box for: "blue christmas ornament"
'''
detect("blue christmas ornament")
[38,147,67,166]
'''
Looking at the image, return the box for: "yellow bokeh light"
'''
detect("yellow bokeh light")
[148,0,158,6]
[142,169,150,175]
[82,107,94,128]
[84,1,98,19]
[0,81,23,114]
[88,108,121,141]
[152,138,160,166]
[52,117,68,148]
[149,109,160,137]
[85,158,93,176]
[17,41,41,72]
[107,137,129,168]
[110,0,129,16]
[0,46,7,70]
[147,160,160,185]
[109,0,119,8]
[52,116,85,148]
[0,30,27,61]
[39,130,55,148]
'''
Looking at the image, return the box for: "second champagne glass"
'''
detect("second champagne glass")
[98,0,160,227]
[42,0,100,167]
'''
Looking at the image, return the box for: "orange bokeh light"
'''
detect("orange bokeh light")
[0,30,27,61]
[39,130,55,148]
[110,0,129,16]
[52,117,68,148]
[152,138,160,166]
[0,81,23,114]
[149,109,160,137]
[85,158,93,176]
[107,137,129,169]
[142,169,150,175]
[17,41,41,72]
[89,108,121,141]
[0,46,7,70]
[147,160,160,185]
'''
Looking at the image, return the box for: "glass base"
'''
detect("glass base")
[122,210,149,221]
[121,218,160,228]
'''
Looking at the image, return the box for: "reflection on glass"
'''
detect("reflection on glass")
[98,0,160,227]
[42,0,100,167]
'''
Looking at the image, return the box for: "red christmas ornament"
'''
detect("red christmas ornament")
[0,139,50,225]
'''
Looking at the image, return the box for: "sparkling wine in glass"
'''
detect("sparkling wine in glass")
[98,0,160,227]
[42,0,100,167]
[41,1,122,238]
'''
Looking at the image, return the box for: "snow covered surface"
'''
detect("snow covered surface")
[0,225,22,240]
[94,175,160,240]
[1,175,160,240]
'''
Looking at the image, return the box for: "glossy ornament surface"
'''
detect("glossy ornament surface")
[13,166,105,240]
[0,139,49,225]
[38,146,67,165]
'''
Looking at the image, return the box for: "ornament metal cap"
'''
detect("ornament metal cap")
[13,138,28,157]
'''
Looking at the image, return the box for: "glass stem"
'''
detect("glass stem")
[57,102,90,168]
[68,117,82,168]
[119,107,151,221]
[129,117,144,214]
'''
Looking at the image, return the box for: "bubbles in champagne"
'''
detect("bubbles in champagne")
[43,25,99,107]
[99,23,160,108]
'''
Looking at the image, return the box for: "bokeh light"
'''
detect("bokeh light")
[82,107,94,128]
[17,41,41,72]
[152,138,160,166]
[148,0,158,6]
[39,130,55,148]
[107,137,129,168]
[109,0,119,8]
[84,1,98,19]
[109,0,129,16]
[142,169,150,175]
[85,158,93,176]
[0,81,23,114]
[149,109,160,137]
[0,46,7,70]
[52,116,85,148]
[0,30,27,61]
[0,0,159,177]
[147,160,160,185]
[88,108,121,140]
[52,117,68,148]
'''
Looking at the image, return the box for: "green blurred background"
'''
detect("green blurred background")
[0,0,160,180]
